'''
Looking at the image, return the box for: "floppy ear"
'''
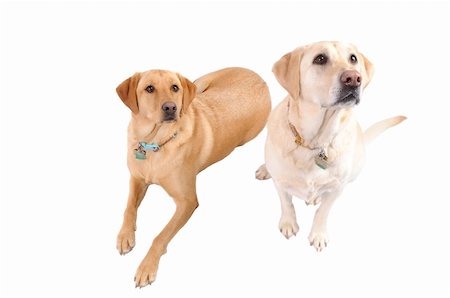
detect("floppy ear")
[177,73,197,116]
[272,47,304,99]
[116,73,141,114]
[360,53,374,89]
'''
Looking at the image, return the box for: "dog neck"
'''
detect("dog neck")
[288,98,350,149]
[129,115,179,145]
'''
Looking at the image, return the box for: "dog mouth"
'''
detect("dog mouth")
[334,89,360,106]
[162,115,177,122]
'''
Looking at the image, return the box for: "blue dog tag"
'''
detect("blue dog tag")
[140,142,160,152]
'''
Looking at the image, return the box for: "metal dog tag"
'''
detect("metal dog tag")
[135,142,147,160]
[135,148,147,160]
[315,149,329,170]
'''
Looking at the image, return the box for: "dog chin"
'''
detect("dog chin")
[162,117,177,123]
[333,95,360,108]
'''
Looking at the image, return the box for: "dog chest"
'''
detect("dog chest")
[285,168,342,201]
[127,149,183,184]
[268,147,351,201]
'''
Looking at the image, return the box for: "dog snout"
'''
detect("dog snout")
[340,70,361,88]
[162,101,177,114]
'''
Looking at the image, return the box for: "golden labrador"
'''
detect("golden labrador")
[116,67,271,287]
[256,41,405,251]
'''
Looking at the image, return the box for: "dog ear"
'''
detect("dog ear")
[272,47,304,99]
[116,73,141,114]
[177,73,197,116]
[360,53,374,89]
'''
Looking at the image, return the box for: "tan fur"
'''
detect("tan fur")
[116,67,271,287]
[256,41,405,251]
[364,115,407,144]
[117,73,141,114]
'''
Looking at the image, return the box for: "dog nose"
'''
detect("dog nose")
[340,70,361,87]
[162,101,177,114]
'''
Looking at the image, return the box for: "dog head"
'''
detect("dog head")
[273,41,374,108]
[116,70,196,122]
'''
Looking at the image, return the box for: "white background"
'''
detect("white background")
[1,1,449,297]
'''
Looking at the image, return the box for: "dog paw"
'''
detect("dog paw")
[305,197,322,206]
[279,216,299,239]
[308,231,328,252]
[116,228,135,255]
[134,259,158,288]
[255,164,271,180]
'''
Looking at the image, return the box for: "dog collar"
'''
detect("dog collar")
[289,121,329,169]
[134,131,178,160]
[287,100,312,148]
[287,100,329,170]
[288,122,305,146]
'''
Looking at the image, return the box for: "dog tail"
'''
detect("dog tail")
[364,115,407,144]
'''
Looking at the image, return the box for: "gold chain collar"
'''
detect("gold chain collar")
[286,100,330,169]
[287,100,314,149]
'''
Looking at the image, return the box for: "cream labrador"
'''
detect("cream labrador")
[116,67,271,287]
[256,41,405,251]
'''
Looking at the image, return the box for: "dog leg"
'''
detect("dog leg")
[134,175,198,288]
[274,182,299,239]
[116,176,149,255]
[308,191,340,252]
[255,164,271,180]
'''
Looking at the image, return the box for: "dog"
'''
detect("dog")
[256,41,405,251]
[116,67,271,287]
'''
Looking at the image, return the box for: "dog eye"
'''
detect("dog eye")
[145,85,155,93]
[350,54,358,64]
[171,84,179,92]
[313,54,328,65]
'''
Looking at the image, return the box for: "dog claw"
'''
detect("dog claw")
[308,231,328,251]
[279,218,299,239]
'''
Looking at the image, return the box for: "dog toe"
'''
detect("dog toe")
[116,229,135,255]
[279,218,299,239]
[134,261,157,288]
[308,231,328,252]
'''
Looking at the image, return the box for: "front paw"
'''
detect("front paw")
[308,231,328,252]
[116,228,135,255]
[134,257,159,288]
[279,215,299,239]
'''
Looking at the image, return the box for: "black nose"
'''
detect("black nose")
[340,70,362,87]
[162,101,177,114]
